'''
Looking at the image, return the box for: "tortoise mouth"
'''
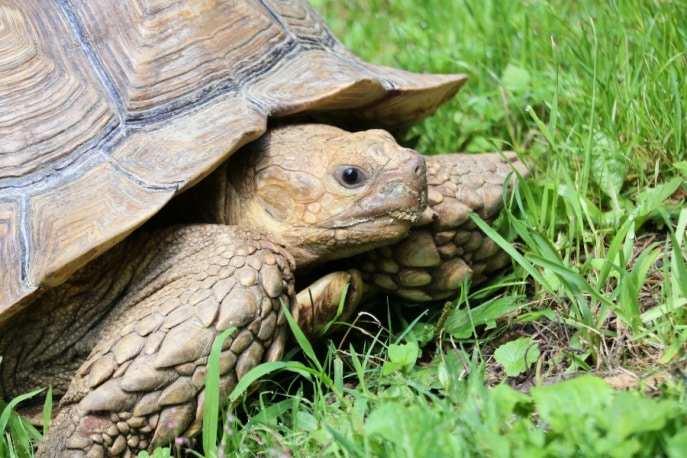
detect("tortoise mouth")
[322,203,423,229]
[287,212,418,268]
[388,207,423,222]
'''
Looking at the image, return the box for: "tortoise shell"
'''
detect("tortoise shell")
[0,0,466,313]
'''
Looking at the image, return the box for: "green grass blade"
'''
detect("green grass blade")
[42,385,52,435]
[202,327,236,457]
[281,299,323,373]
[470,212,553,292]
[229,361,310,404]
[1,389,44,458]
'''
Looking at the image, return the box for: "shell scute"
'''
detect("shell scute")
[0,0,467,314]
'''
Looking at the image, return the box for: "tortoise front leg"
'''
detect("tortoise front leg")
[359,152,530,301]
[37,225,295,457]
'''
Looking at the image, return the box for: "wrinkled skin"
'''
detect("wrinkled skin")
[0,124,428,456]
[0,123,528,456]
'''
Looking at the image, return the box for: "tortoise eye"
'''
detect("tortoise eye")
[335,166,367,188]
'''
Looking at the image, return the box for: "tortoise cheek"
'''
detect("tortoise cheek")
[257,189,295,223]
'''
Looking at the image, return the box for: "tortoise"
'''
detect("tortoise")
[0,0,528,455]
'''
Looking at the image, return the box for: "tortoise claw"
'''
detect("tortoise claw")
[295,269,368,339]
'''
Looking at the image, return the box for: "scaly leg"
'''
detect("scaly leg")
[36,224,295,456]
[359,151,530,301]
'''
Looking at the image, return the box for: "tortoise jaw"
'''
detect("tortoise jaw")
[329,152,428,228]
[322,187,427,229]
[331,189,428,227]
[388,206,423,223]
[394,181,429,223]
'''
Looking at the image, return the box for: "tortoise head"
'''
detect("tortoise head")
[226,123,427,267]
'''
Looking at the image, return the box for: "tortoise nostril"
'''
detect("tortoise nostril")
[414,157,426,177]
[404,149,426,178]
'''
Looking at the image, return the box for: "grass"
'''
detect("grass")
[214,0,686,455]
[3,0,686,456]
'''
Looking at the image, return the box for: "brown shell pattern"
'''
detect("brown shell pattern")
[0,0,467,312]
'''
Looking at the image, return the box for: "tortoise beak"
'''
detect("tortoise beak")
[380,153,428,223]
